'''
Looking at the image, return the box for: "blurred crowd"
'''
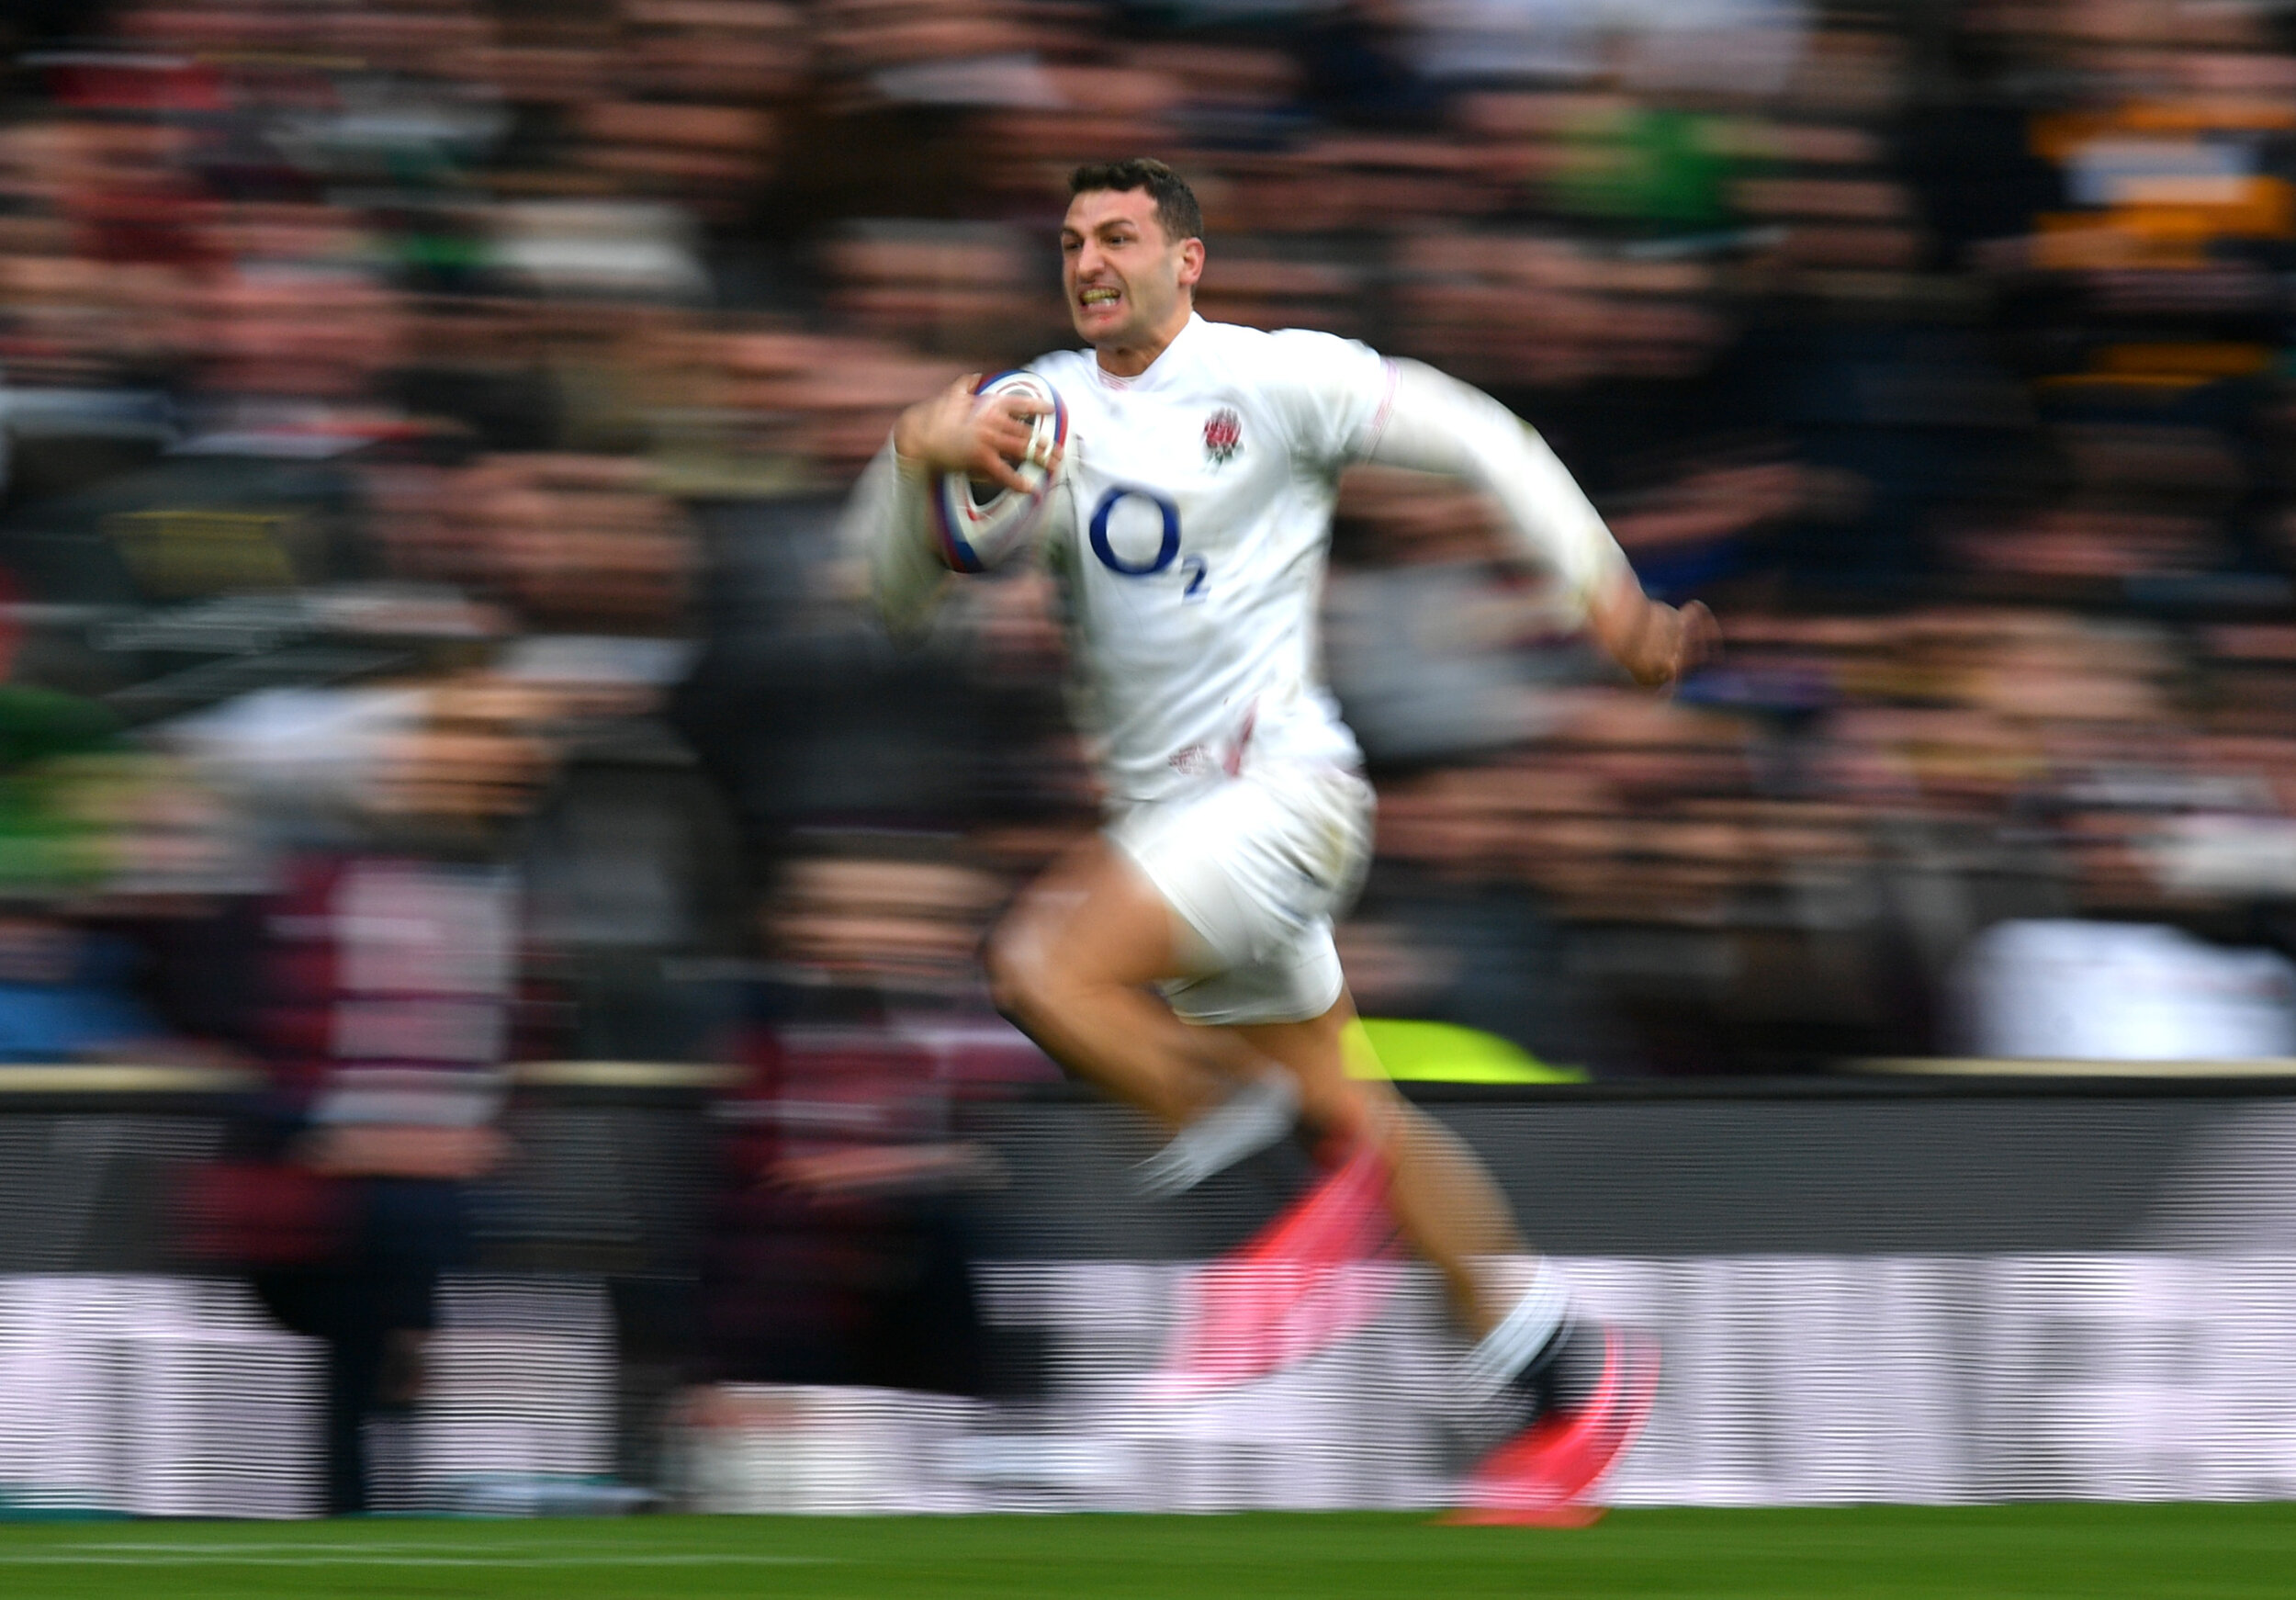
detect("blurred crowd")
[0,0,2292,1091]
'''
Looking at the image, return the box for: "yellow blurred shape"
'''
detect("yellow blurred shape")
[2096,343,2273,377]
[2032,105,2296,163]
[2030,218,2205,270]
[1343,1017,1585,1085]
[2033,373,2210,393]
[2121,101,2296,134]
[106,509,302,596]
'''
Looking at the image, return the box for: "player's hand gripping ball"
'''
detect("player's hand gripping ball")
[930,371,1067,573]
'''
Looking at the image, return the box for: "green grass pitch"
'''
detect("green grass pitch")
[0,1505,2289,1599]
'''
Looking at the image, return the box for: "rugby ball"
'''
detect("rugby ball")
[930,370,1067,572]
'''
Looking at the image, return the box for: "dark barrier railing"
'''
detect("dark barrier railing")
[6,1059,2296,1270]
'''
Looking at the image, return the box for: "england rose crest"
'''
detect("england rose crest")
[1203,406,1242,467]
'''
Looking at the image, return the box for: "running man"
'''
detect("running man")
[843,158,1718,1521]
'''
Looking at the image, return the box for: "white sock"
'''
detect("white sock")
[1456,1258,1570,1405]
[1132,1072,1300,1199]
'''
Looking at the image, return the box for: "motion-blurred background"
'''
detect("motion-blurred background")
[0,0,2292,1525]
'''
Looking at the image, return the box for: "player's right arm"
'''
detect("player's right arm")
[840,375,1057,639]
[840,440,946,642]
[894,375,1049,492]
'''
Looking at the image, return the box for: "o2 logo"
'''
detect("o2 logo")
[1088,486,1207,601]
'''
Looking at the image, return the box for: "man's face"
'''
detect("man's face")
[1061,186,1201,350]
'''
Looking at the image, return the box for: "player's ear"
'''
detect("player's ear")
[1176,237,1205,292]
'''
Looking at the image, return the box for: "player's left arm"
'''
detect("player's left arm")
[1583,568,1720,690]
[1359,359,1718,689]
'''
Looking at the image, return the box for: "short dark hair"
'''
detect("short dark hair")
[1068,158,1202,246]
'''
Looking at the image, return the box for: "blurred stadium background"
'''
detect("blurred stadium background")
[0,0,2290,1539]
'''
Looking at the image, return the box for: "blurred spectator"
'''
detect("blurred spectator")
[695,839,1019,1398]
[176,669,561,1513]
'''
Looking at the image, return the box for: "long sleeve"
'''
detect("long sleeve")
[838,437,948,642]
[1359,359,1632,625]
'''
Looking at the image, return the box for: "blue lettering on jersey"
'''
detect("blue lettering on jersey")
[1087,486,1181,577]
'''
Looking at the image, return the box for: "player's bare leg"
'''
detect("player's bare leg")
[1233,999,1527,1338]
[995,843,1523,1325]
[1245,997,1659,1520]
[991,836,1654,1518]
[986,837,1284,1132]
[997,839,1538,1337]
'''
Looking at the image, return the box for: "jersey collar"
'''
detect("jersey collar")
[1093,311,1206,393]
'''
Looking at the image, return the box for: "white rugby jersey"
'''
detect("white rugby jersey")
[849,312,1633,809]
[1027,316,1385,805]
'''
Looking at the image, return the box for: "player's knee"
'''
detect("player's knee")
[1299,1076,1396,1156]
[1300,1086,1369,1149]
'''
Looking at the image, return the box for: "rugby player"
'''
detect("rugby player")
[844,157,1718,1520]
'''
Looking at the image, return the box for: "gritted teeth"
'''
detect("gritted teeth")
[1080,287,1120,305]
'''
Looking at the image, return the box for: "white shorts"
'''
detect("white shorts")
[1109,763,1375,1027]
